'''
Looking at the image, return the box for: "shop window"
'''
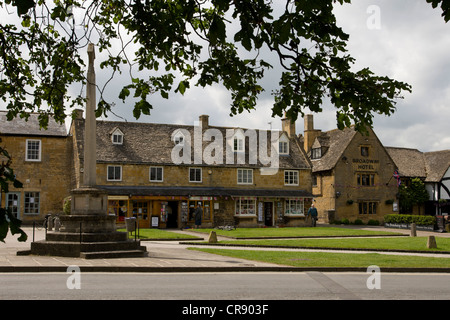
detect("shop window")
[24,192,40,215]
[132,200,149,221]
[108,200,128,222]
[237,169,253,184]
[285,199,304,215]
[188,200,212,221]
[235,197,256,216]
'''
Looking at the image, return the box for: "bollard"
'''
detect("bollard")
[427,236,437,249]
[410,223,417,237]
[47,215,54,231]
[208,231,218,243]
[54,216,61,231]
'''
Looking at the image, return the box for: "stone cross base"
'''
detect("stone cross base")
[71,186,108,215]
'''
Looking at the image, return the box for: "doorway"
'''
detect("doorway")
[166,201,179,228]
[264,202,273,227]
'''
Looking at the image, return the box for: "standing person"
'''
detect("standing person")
[307,203,318,227]
[194,203,203,229]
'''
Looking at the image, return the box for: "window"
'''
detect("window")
[284,170,299,185]
[24,192,40,215]
[285,199,304,215]
[361,146,369,157]
[235,197,256,215]
[357,173,375,186]
[311,147,322,160]
[150,167,163,182]
[234,136,244,152]
[107,165,122,181]
[237,169,253,184]
[173,131,185,145]
[279,134,289,155]
[359,201,377,215]
[6,193,20,218]
[26,139,41,161]
[189,168,202,182]
[111,129,124,145]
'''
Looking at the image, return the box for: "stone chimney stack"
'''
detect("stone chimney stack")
[199,114,209,129]
[281,116,296,138]
[303,114,321,153]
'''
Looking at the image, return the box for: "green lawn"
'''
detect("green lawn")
[193,227,403,238]
[215,236,450,252]
[117,228,201,240]
[189,248,450,269]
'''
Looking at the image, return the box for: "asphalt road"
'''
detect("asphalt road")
[2,271,450,300]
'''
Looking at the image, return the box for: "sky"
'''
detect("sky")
[3,0,450,153]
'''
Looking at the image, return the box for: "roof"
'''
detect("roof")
[72,118,311,170]
[385,147,427,178]
[386,147,450,182]
[0,111,67,137]
[306,127,358,173]
[99,185,313,198]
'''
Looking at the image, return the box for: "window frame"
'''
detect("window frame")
[189,167,202,183]
[149,166,164,182]
[285,199,305,216]
[24,192,40,216]
[284,170,299,186]
[107,165,122,181]
[234,197,256,216]
[25,139,42,162]
[237,168,253,185]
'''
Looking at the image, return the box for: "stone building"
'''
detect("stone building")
[386,147,450,215]
[0,112,72,223]
[69,112,313,229]
[301,114,399,224]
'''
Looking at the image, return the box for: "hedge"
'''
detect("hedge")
[384,214,436,226]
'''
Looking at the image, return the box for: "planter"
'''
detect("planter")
[384,222,435,232]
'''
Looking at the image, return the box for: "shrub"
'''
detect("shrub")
[353,219,364,225]
[367,219,380,226]
[340,218,350,225]
[384,214,436,226]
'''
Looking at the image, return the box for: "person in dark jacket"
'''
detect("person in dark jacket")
[307,203,318,227]
[194,203,203,229]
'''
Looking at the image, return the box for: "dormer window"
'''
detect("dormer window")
[232,129,245,152]
[111,128,124,145]
[279,133,289,155]
[173,130,186,146]
[311,147,322,159]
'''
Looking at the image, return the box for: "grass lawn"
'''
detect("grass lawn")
[193,227,403,238]
[215,237,450,252]
[117,228,201,240]
[189,248,450,268]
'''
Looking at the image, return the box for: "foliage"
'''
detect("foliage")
[398,178,429,214]
[0,0,415,132]
[0,144,27,242]
[384,214,436,226]
[63,196,71,215]
[367,219,380,226]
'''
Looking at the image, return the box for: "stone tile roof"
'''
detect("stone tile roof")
[386,147,450,183]
[0,111,67,137]
[307,127,357,173]
[72,118,311,170]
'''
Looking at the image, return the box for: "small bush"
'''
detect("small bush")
[353,219,364,225]
[340,218,350,225]
[367,219,380,226]
[384,214,435,226]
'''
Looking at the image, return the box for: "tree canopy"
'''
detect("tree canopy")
[0,0,423,132]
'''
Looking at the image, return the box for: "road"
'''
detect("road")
[1,271,450,300]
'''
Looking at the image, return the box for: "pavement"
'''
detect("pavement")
[1,225,449,273]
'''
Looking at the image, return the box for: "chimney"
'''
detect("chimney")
[73,109,84,120]
[281,117,296,138]
[199,114,209,129]
[303,114,321,153]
